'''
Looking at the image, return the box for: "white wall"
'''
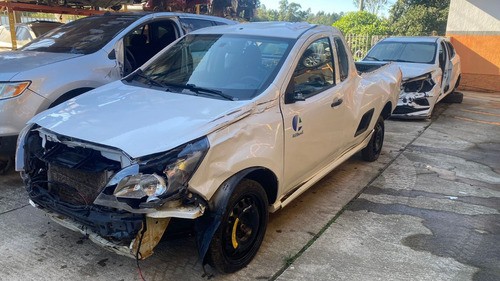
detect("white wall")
[447,0,500,34]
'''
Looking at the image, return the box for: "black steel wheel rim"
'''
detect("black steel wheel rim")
[373,122,384,153]
[222,194,262,261]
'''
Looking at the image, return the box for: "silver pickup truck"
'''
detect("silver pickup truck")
[17,22,401,273]
[0,12,234,173]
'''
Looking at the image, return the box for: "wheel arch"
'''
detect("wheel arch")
[195,166,278,265]
[48,87,94,109]
[381,101,393,120]
[242,168,278,205]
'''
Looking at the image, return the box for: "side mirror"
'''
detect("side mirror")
[113,39,126,77]
[108,49,116,60]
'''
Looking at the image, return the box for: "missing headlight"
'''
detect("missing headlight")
[403,73,435,93]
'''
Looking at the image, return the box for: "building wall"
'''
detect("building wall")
[446,0,500,92]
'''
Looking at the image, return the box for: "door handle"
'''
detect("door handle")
[331,98,343,108]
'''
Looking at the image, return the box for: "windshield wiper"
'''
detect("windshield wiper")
[126,69,170,90]
[126,72,235,101]
[392,59,415,63]
[184,84,236,101]
[364,55,380,61]
[157,82,235,101]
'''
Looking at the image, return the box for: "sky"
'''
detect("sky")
[258,0,393,16]
[259,0,358,14]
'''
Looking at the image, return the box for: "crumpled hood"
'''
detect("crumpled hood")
[396,62,437,80]
[30,81,252,158]
[0,51,82,80]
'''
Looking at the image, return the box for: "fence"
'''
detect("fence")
[344,34,388,61]
[0,11,80,25]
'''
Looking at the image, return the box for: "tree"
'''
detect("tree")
[352,0,389,16]
[306,11,342,26]
[388,0,450,35]
[277,0,308,22]
[333,11,389,35]
[253,1,341,26]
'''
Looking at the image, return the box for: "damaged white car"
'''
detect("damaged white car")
[16,22,401,273]
[362,36,462,118]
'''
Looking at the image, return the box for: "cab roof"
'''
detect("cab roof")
[191,21,327,39]
[382,36,440,43]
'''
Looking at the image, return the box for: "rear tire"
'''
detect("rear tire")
[207,179,268,273]
[441,91,463,104]
[361,116,384,162]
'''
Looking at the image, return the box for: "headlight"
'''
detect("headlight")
[114,173,167,202]
[0,81,31,100]
[113,137,209,204]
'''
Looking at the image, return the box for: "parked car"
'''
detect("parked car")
[0,12,235,174]
[362,36,462,118]
[16,22,401,273]
[0,21,62,51]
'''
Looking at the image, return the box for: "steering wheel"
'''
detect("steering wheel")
[124,48,137,75]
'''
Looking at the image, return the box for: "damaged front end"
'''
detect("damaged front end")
[18,125,208,259]
[392,72,439,118]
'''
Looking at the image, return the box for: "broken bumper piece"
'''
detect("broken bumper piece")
[31,199,137,259]
[30,198,204,259]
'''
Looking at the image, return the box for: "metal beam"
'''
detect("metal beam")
[0,1,107,16]
[6,0,17,50]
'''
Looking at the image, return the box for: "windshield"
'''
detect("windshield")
[21,15,141,54]
[131,34,294,100]
[364,41,437,64]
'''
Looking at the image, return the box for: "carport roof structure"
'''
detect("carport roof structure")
[0,1,107,49]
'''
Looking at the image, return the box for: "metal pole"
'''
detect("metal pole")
[6,0,17,50]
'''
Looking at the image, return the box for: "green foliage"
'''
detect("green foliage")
[388,0,450,35]
[333,11,389,35]
[278,0,309,22]
[253,0,341,26]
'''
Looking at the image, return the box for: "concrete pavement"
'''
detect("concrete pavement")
[277,91,500,281]
[0,91,498,280]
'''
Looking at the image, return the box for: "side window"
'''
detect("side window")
[16,27,31,41]
[446,41,455,58]
[439,41,447,70]
[180,18,214,33]
[334,37,349,81]
[123,20,177,73]
[0,27,11,43]
[289,37,335,100]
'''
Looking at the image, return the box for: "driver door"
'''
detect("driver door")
[439,41,452,95]
[281,36,353,191]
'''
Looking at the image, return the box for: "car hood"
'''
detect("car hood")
[0,51,82,80]
[30,81,253,158]
[395,62,437,80]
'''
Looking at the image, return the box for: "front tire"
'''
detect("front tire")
[361,116,384,162]
[207,179,268,273]
[441,91,463,104]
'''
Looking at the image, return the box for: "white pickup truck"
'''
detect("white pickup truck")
[361,36,462,118]
[16,22,401,273]
[0,12,234,173]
